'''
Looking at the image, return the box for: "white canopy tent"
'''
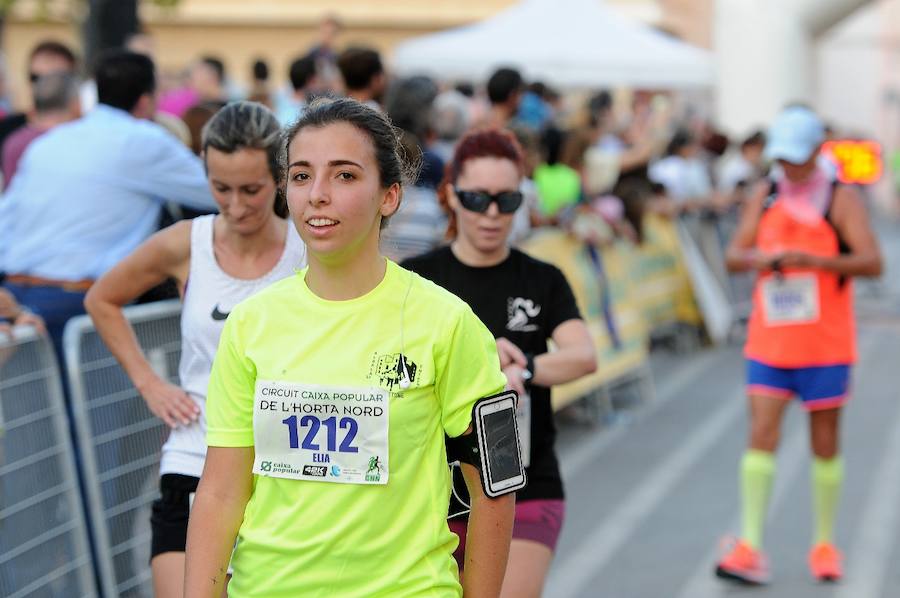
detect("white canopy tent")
[392,0,714,89]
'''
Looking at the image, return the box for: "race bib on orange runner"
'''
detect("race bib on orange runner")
[762,274,819,326]
[252,380,389,485]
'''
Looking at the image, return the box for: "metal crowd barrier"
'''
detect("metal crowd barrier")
[0,326,98,598]
[64,300,181,598]
[713,209,756,325]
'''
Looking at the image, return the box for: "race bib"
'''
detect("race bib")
[515,392,531,468]
[762,274,819,326]
[253,380,389,485]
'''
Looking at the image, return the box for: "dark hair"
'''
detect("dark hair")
[200,56,226,84]
[486,67,523,105]
[588,90,613,126]
[337,47,383,91]
[612,177,654,243]
[202,101,286,217]
[588,90,613,115]
[454,82,475,98]
[29,40,77,70]
[252,59,269,82]
[665,128,695,157]
[95,50,155,112]
[540,126,565,166]
[183,102,218,155]
[703,131,730,157]
[528,81,546,96]
[281,97,418,224]
[741,130,766,149]
[437,128,524,238]
[288,55,317,92]
[32,73,79,113]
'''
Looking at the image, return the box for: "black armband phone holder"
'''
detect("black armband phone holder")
[445,391,527,498]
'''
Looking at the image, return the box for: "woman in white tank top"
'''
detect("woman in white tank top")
[85,101,306,598]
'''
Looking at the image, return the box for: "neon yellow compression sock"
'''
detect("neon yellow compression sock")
[741,449,775,550]
[812,456,844,545]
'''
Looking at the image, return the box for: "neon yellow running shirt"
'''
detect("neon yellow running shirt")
[206,260,506,597]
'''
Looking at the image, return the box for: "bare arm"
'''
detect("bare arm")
[84,221,197,427]
[530,319,596,387]
[779,186,883,277]
[460,459,515,598]
[0,288,45,336]
[185,446,254,597]
[725,182,778,273]
[618,141,655,173]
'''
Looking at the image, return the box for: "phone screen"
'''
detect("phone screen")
[482,407,522,482]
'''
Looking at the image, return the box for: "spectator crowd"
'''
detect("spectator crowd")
[0,20,784,356]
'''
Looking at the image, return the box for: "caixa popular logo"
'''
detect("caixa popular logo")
[330,465,341,478]
[303,465,328,477]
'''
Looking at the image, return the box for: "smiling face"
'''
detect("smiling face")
[285,121,400,265]
[206,147,277,235]
[448,156,521,255]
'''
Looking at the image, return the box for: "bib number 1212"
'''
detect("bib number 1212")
[282,415,359,453]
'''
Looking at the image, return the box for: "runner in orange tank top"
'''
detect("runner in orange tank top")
[713,106,882,586]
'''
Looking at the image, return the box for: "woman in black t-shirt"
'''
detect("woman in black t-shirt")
[403,129,597,598]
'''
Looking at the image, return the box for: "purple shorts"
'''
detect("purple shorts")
[448,499,565,569]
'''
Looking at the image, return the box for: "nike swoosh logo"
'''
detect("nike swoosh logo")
[211,305,230,321]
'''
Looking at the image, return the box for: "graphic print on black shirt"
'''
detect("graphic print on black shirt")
[403,246,582,505]
[507,297,541,332]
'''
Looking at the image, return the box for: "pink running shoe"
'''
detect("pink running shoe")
[714,538,772,585]
[808,542,843,582]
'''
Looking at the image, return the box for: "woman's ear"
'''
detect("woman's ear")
[444,183,459,211]
[380,183,402,218]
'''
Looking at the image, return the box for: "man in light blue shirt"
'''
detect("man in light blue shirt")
[0,50,215,359]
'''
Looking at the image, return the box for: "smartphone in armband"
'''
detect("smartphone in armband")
[474,391,527,498]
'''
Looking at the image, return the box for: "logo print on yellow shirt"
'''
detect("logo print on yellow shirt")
[367,352,419,392]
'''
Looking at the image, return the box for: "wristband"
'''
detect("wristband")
[522,353,535,382]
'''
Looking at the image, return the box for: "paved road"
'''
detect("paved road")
[545,219,900,598]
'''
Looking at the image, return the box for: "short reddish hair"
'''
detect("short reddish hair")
[437,128,524,239]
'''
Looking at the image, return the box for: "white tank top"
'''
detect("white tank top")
[160,215,306,477]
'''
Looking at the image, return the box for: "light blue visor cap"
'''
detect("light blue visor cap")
[763,106,826,164]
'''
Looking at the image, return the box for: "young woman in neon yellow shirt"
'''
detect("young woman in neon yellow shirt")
[184,98,515,598]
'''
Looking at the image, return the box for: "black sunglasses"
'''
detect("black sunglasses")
[454,188,524,214]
